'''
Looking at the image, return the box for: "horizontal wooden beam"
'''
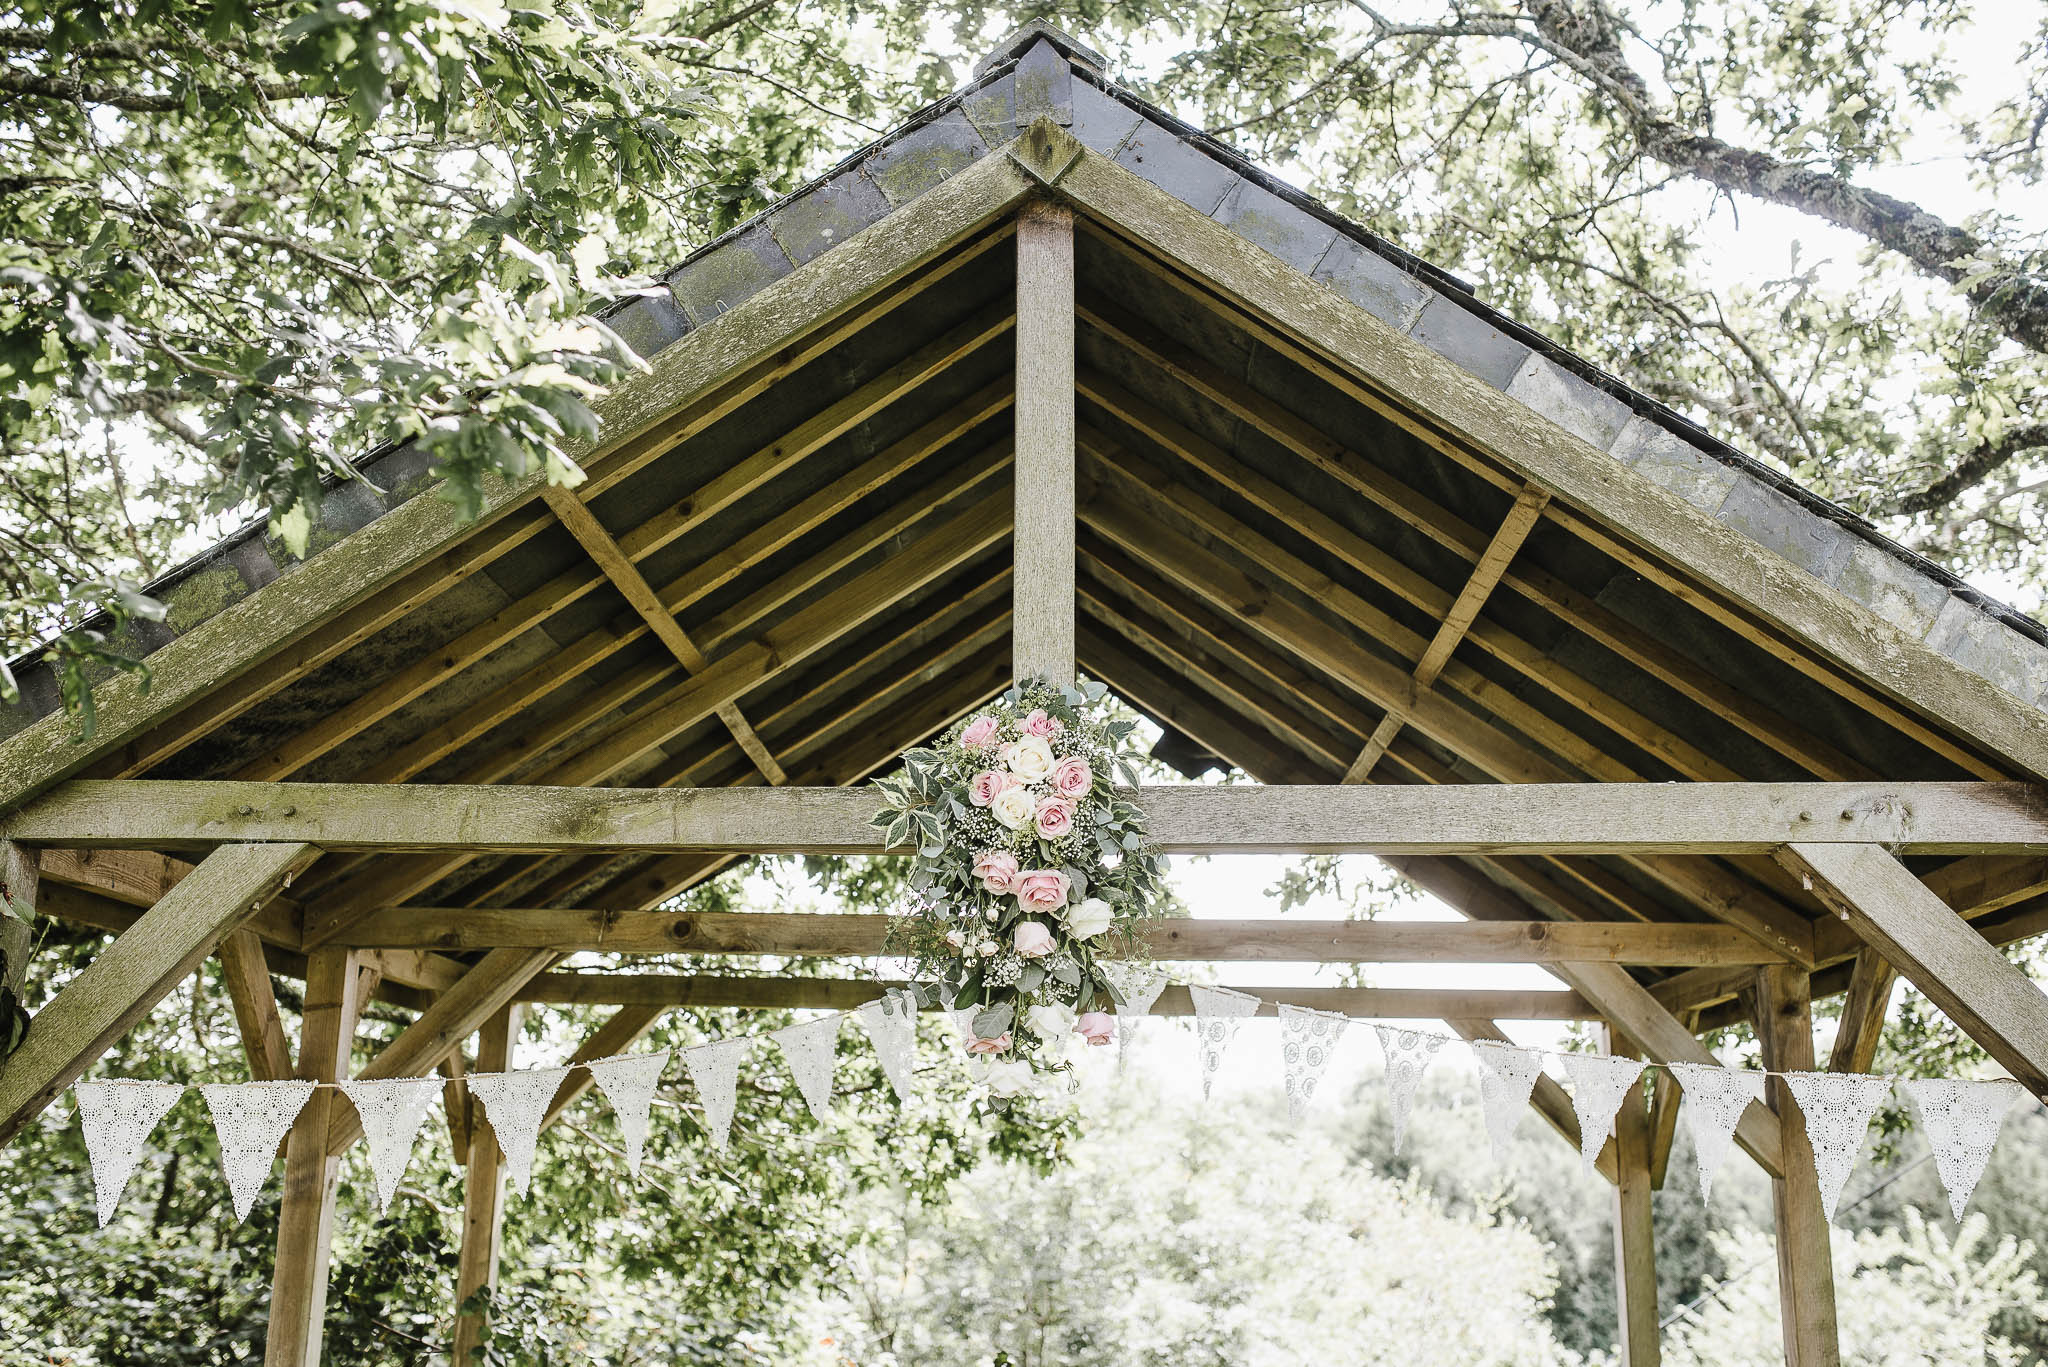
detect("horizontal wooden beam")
[340,906,1778,965]
[518,973,1596,1018]
[13,780,2048,855]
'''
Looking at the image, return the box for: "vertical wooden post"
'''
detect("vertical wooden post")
[452,1003,520,1363]
[1608,1033,1660,1365]
[1754,965,1840,1367]
[0,841,38,1061]
[266,947,366,1367]
[1013,200,1075,685]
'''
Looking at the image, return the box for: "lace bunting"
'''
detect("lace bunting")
[1279,1005,1349,1124]
[467,1067,573,1196]
[338,1077,442,1213]
[684,1037,756,1148]
[74,1080,185,1227]
[199,1080,313,1222]
[584,1051,670,1178]
[1188,985,1261,1100]
[1100,965,1168,1072]
[1469,1040,1545,1165]
[1662,1063,1765,1200]
[1561,1052,1648,1172]
[1783,1071,1891,1221]
[1372,1025,1445,1153]
[948,1008,979,1052]
[771,1016,842,1122]
[855,992,918,1101]
[1900,1077,2024,1220]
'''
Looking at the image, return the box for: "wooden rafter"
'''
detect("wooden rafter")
[1054,146,2022,778]
[1344,484,1550,782]
[543,483,788,785]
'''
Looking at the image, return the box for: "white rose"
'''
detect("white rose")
[983,1059,1036,1098]
[1065,897,1114,939]
[1006,734,1056,783]
[1024,1002,1077,1040]
[989,784,1038,831]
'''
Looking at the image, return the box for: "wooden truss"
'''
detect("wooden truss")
[5,124,2048,1367]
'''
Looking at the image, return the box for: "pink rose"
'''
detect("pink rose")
[967,769,1008,807]
[961,715,998,749]
[1013,870,1071,916]
[1034,794,1076,841]
[1021,709,1063,738]
[971,850,1020,894]
[966,1031,1012,1055]
[1076,1012,1114,1046]
[1050,756,1092,799]
[1012,920,1056,957]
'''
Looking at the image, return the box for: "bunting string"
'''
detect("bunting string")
[63,978,2042,1229]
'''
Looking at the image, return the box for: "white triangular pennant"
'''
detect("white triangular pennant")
[73,1080,184,1227]
[1188,985,1260,1099]
[584,1050,670,1178]
[1469,1040,1545,1165]
[1662,1062,1766,1200]
[338,1076,442,1213]
[1279,1005,1349,1124]
[1561,1052,1648,1172]
[1901,1077,2025,1221]
[1101,964,1167,1072]
[771,1015,842,1122]
[855,992,918,1101]
[1372,1025,1446,1152]
[683,1037,755,1148]
[1783,1071,1892,1221]
[199,1080,314,1222]
[467,1067,572,1196]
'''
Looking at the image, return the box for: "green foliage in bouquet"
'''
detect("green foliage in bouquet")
[871,678,1166,1080]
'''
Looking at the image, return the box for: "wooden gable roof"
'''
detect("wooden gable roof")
[5,24,2048,1018]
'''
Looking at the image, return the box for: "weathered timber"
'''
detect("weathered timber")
[19,780,2048,855]
[1754,965,1842,1367]
[518,973,1595,1018]
[0,842,316,1145]
[1053,135,2033,778]
[451,1003,519,1364]
[338,906,1779,965]
[1781,842,2048,1101]
[1013,199,1076,683]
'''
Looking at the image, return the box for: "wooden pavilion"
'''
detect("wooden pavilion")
[5,22,2048,1364]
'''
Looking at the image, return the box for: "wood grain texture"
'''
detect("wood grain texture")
[1754,964,1842,1367]
[1013,200,1076,683]
[1,840,36,1006]
[1054,140,2042,779]
[218,929,292,1081]
[1608,1036,1661,1366]
[339,906,1778,965]
[517,973,1595,1018]
[21,779,2048,856]
[451,1003,520,1364]
[0,842,315,1145]
[1782,841,2048,1101]
[265,947,363,1367]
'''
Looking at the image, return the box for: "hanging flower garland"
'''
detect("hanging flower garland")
[871,677,1166,1086]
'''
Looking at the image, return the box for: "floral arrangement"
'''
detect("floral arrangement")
[871,677,1166,1090]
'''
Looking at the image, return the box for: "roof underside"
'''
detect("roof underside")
[5,30,2047,1014]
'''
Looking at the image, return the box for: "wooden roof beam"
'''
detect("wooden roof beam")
[336,906,1777,964]
[517,972,1595,1018]
[1346,484,1550,782]
[543,483,787,786]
